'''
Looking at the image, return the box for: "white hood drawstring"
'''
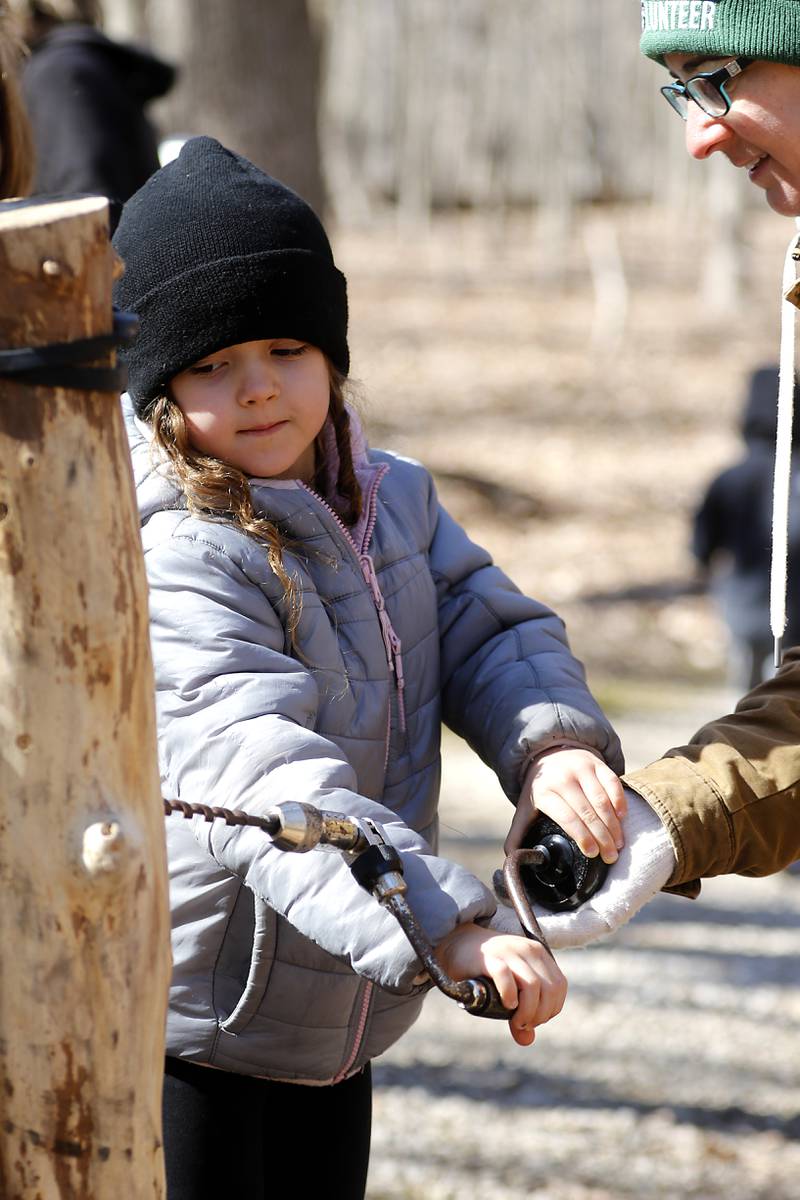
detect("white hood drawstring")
[771,219,800,669]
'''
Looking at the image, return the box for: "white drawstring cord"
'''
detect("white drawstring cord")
[771,219,800,668]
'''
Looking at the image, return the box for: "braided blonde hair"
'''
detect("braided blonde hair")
[149,366,363,640]
[0,5,33,198]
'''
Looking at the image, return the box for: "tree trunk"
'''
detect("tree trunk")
[143,0,326,215]
[0,196,169,1199]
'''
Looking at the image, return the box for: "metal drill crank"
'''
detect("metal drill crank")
[343,815,515,1019]
[163,798,529,1021]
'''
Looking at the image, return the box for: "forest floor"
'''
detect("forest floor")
[332,205,800,1198]
[370,727,800,1199]
[339,201,793,688]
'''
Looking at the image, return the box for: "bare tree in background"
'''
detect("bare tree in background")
[101,0,753,324]
[103,0,325,214]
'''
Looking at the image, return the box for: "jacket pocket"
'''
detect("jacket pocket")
[218,896,277,1035]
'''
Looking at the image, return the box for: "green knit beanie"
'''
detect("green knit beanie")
[640,0,800,68]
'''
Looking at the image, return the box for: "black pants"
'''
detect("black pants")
[162,1056,372,1199]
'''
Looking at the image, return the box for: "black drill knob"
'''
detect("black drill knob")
[518,814,608,912]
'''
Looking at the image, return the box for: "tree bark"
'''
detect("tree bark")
[0,197,169,1199]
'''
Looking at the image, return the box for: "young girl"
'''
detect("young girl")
[113,136,625,1200]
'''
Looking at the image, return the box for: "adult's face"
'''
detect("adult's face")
[664,54,800,217]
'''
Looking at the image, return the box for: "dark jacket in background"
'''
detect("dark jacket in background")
[22,23,175,206]
[692,365,800,648]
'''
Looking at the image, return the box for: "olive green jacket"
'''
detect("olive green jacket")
[625,651,800,898]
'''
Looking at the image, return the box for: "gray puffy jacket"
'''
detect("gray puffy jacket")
[127,399,623,1083]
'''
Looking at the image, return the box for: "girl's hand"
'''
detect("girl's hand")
[433,922,567,1046]
[505,747,627,864]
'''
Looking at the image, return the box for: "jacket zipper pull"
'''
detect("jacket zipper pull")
[390,629,407,733]
[360,554,406,732]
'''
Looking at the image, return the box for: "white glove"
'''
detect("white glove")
[489,789,676,948]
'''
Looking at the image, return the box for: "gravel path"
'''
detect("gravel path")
[366,689,800,1199]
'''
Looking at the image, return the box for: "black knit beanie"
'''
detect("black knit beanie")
[112,136,348,416]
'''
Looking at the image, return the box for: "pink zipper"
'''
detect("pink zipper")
[300,464,387,557]
[299,471,406,737]
[332,981,373,1084]
[296,474,399,1077]
[358,553,406,733]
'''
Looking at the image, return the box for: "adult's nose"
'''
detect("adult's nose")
[684,102,733,160]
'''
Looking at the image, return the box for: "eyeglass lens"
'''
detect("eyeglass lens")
[662,86,689,118]
[686,77,728,117]
[661,71,734,120]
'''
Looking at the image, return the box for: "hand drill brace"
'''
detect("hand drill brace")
[163,798,604,1021]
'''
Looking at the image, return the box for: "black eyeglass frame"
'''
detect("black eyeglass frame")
[660,57,754,120]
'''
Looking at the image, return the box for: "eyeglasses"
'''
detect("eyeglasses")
[660,57,753,120]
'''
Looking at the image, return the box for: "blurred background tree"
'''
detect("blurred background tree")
[103,0,747,303]
[97,0,781,690]
[99,0,749,209]
[104,0,325,213]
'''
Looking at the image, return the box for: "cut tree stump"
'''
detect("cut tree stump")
[0,197,169,1198]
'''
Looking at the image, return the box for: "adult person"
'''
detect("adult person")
[500,0,800,948]
[0,3,33,198]
[10,0,174,207]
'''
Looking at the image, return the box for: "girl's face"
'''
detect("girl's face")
[170,339,330,481]
[664,54,800,216]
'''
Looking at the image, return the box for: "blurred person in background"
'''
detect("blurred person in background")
[10,0,174,208]
[693,365,800,690]
[0,2,33,197]
[498,0,800,949]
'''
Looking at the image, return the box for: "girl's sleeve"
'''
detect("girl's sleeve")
[425,476,624,797]
[146,533,494,993]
